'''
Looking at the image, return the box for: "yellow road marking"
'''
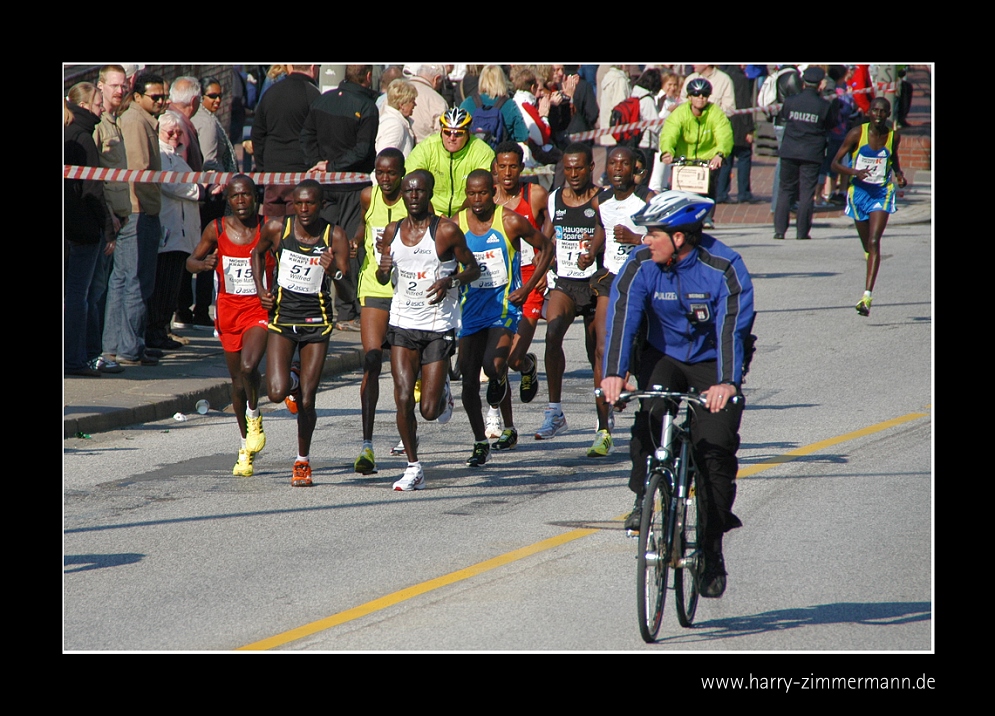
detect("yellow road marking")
[239,528,598,650]
[239,407,930,650]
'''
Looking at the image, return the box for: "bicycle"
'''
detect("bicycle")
[599,386,740,641]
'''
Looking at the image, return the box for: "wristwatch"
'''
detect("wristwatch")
[449,275,461,289]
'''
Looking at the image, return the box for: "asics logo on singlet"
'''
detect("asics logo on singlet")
[414,248,434,255]
[654,291,678,301]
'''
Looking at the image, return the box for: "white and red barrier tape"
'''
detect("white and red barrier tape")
[62,167,373,185]
[566,81,897,142]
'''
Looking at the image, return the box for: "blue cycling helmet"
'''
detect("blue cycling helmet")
[631,190,714,232]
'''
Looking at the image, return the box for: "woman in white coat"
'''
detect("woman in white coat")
[376,78,418,157]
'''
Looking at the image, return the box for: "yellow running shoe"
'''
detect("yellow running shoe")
[354,446,376,474]
[413,378,422,404]
[587,429,614,457]
[245,415,266,454]
[232,449,255,477]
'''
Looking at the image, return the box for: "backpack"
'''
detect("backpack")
[609,96,643,147]
[470,92,508,149]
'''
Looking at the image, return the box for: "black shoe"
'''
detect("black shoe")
[796,235,811,240]
[700,551,727,598]
[519,353,539,403]
[193,315,214,329]
[147,338,184,350]
[144,348,164,358]
[485,373,508,408]
[772,233,785,240]
[624,497,642,533]
[466,441,490,467]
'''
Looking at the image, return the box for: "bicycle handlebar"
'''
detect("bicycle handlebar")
[594,387,741,410]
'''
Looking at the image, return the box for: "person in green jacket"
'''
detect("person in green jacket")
[658,78,733,227]
[406,106,496,217]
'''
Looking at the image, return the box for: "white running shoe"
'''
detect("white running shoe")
[391,435,418,456]
[437,376,454,424]
[484,411,503,439]
[534,409,568,440]
[393,463,426,491]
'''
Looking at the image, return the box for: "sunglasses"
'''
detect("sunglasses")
[205,92,223,100]
[688,91,710,98]
[442,129,467,138]
[144,94,168,103]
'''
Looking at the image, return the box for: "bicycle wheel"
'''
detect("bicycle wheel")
[675,467,702,627]
[636,470,671,643]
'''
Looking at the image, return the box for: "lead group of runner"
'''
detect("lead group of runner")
[191,137,658,491]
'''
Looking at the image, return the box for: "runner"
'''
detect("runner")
[488,141,553,440]
[454,169,551,464]
[376,170,480,490]
[590,146,655,457]
[186,175,274,477]
[830,96,907,316]
[536,143,606,451]
[351,148,408,474]
[251,179,349,487]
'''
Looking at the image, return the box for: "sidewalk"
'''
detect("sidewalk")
[64,67,931,440]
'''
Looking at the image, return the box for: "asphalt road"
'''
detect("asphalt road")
[64,219,932,653]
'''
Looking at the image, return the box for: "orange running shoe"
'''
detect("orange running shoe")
[291,460,312,487]
[285,362,302,415]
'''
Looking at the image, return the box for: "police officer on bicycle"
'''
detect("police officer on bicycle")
[600,191,754,599]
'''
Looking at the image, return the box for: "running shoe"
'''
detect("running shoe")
[587,429,614,457]
[466,441,490,467]
[486,373,508,407]
[393,463,426,491]
[855,296,872,317]
[484,411,503,439]
[534,409,567,440]
[285,362,301,415]
[519,353,539,403]
[354,446,376,474]
[391,435,418,456]
[232,449,255,477]
[493,428,519,451]
[437,377,454,424]
[291,460,313,487]
[245,415,266,454]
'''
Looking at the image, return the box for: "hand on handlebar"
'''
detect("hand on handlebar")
[599,376,635,406]
[703,384,737,413]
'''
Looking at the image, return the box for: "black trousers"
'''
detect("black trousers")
[147,251,189,346]
[319,186,367,323]
[629,347,744,548]
[774,158,821,238]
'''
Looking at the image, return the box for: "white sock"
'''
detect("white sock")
[487,406,500,418]
[246,407,260,419]
[240,438,246,449]
[297,455,309,463]
[362,440,373,450]
[548,402,562,414]
[864,290,872,300]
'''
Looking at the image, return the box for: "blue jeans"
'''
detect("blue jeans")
[715,145,754,202]
[103,213,160,361]
[64,239,101,371]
